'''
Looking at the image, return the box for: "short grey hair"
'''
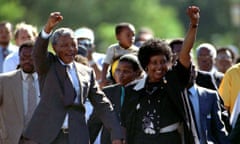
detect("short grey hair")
[51,27,75,45]
[196,43,217,59]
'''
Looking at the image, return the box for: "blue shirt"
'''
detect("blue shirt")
[188,84,205,144]
[0,44,18,73]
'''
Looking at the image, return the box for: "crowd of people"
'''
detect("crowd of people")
[0,5,239,144]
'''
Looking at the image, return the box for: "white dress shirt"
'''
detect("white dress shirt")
[21,70,40,117]
[3,51,19,72]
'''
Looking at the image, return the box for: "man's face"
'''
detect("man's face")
[20,47,34,73]
[215,50,233,73]
[15,29,36,46]
[77,38,92,57]
[53,34,78,64]
[0,23,12,46]
[197,47,214,72]
[171,43,182,63]
[117,27,135,48]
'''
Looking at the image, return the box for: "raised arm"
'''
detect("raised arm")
[179,6,200,68]
[44,12,63,34]
[32,12,63,75]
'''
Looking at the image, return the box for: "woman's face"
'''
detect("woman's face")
[146,54,170,83]
[114,61,138,86]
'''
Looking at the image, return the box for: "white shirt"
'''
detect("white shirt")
[3,51,19,73]
[0,43,18,73]
[92,52,105,70]
[21,71,40,116]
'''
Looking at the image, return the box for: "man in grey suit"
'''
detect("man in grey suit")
[23,12,123,144]
[0,40,40,144]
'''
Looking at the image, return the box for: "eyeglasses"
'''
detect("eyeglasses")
[77,39,92,49]
[197,55,213,59]
[216,55,232,60]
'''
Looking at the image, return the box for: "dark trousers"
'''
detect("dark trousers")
[19,137,38,144]
[18,131,69,144]
[51,131,69,144]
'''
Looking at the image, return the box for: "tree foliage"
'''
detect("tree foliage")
[17,0,182,52]
[1,0,238,52]
[0,0,25,23]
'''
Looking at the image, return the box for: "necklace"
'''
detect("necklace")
[145,85,158,95]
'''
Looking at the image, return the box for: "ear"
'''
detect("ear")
[116,34,120,41]
[52,44,58,53]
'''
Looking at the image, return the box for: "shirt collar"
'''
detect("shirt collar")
[133,75,147,90]
[21,69,38,81]
[58,58,74,69]
[188,84,197,95]
[0,43,17,51]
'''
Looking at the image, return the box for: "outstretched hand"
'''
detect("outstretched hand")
[187,6,200,25]
[44,12,63,33]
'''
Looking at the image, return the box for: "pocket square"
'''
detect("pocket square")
[206,113,211,119]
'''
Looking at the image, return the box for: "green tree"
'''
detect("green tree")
[161,0,236,48]
[0,0,25,23]
[19,0,183,53]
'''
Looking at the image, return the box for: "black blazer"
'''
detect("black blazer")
[121,62,197,144]
[88,84,122,144]
[196,70,218,90]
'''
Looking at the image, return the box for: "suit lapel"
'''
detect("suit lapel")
[12,71,24,122]
[74,62,88,104]
[196,86,209,142]
[197,87,207,116]
[197,87,207,130]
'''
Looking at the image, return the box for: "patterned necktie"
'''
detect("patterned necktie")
[25,74,37,126]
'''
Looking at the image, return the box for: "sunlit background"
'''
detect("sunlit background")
[1,0,240,54]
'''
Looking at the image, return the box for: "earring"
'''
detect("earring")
[145,67,148,71]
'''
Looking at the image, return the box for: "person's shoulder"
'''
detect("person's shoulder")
[4,51,19,60]
[108,43,119,49]
[75,61,91,70]
[197,70,211,76]
[197,85,218,96]
[128,45,139,51]
[225,63,240,75]
[0,69,20,79]
[8,43,18,53]
[103,83,120,89]
[92,52,105,58]
[214,70,224,78]
[102,84,121,92]
[125,78,143,91]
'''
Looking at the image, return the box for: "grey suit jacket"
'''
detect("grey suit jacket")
[0,70,24,144]
[23,33,123,144]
